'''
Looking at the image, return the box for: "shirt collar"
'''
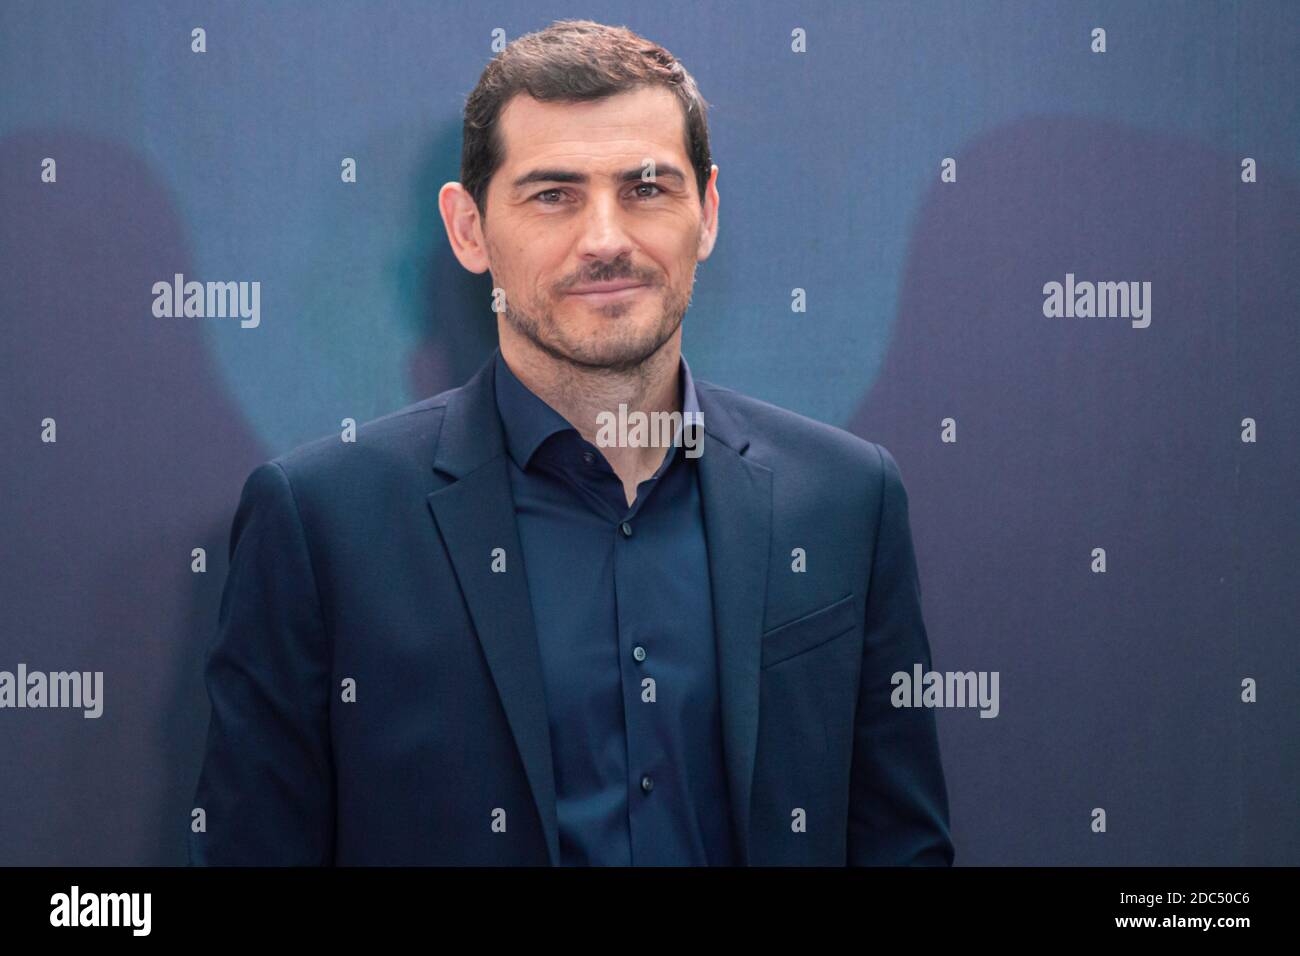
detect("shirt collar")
[493,346,703,472]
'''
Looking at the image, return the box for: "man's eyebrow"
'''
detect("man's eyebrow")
[511,163,689,192]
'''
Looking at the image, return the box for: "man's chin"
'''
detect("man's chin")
[544,333,673,372]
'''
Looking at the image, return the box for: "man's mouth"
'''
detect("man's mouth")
[565,281,649,304]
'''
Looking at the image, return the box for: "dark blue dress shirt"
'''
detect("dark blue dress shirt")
[492,347,735,866]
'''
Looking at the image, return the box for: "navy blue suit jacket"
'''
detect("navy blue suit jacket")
[189,351,954,865]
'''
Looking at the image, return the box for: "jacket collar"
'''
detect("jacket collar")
[492,346,707,472]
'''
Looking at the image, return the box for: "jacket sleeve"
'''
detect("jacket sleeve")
[188,461,336,865]
[847,443,955,865]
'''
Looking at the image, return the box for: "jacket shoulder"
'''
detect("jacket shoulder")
[695,379,886,474]
[257,386,458,492]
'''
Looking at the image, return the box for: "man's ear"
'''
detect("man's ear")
[438,182,491,274]
[697,164,720,261]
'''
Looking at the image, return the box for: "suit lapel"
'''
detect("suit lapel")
[694,384,772,866]
[425,353,561,866]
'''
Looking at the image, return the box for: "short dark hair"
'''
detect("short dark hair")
[460,19,712,223]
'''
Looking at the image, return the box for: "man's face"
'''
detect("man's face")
[480,85,717,373]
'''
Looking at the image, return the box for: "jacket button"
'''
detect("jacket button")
[632,645,646,662]
[620,521,633,537]
[640,774,654,793]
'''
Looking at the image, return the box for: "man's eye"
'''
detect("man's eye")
[532,184,662,205]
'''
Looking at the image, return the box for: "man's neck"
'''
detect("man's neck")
[499,332,683,505]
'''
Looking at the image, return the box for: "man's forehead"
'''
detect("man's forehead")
[497,87,687,164]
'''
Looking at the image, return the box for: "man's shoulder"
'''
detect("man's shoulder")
[259,385,460,493]
[695,378,886,475]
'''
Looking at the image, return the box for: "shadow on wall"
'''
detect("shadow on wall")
[0,131,268,864]
[849,114,1300,865]
[400,120,499,401]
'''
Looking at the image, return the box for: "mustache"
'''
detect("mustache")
[560,261,657,290]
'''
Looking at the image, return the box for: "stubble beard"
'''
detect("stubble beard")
[502,275,693,375]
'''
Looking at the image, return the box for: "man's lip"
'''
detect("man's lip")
[566,282,647,295]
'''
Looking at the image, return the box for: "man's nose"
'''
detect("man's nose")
[573,191,635,261]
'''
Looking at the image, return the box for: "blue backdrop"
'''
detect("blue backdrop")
[1,0,1296,865]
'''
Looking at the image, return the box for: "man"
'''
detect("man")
[189,19,953,866]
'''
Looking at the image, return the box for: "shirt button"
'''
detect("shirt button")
[582,451,595,464]
[620,521,633,537]
[632,645,646,662]
[640,775,654,793]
